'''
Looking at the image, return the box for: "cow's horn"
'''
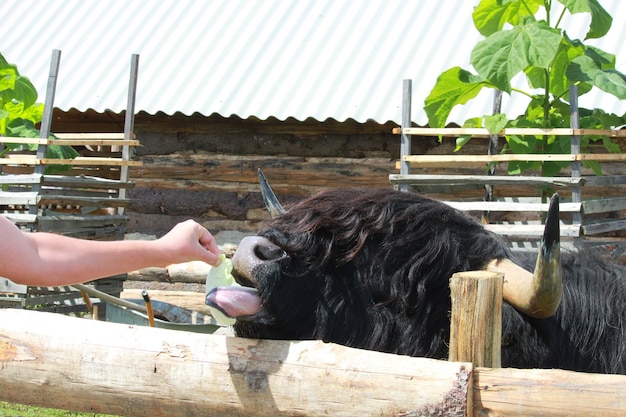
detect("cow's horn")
[258,168,286,218]
[486,193,562,318]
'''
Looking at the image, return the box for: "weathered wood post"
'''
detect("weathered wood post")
[448,270,503,368]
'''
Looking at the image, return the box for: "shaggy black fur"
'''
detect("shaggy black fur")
[233,188,626,374]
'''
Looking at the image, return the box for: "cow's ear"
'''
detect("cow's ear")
[259,168,286,218]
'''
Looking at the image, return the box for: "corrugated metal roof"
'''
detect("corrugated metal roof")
[2,0,625,125]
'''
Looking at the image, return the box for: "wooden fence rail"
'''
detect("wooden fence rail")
[391,80,626,249]
[0,309,624,417]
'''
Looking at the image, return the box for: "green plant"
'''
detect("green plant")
[0,401,119,417]
[0,52,77,170]
[424,0,626,177]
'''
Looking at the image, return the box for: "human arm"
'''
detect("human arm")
[0,216,221,286]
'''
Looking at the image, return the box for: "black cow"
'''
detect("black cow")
[207,177,626,374]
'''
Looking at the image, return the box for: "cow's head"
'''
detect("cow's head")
[207,170,562,356]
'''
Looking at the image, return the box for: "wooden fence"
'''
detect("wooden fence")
[389,80,626,255]
[0,289,624,417]
[0,50,140,313]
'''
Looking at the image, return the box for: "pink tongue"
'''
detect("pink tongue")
[206,286,263,318]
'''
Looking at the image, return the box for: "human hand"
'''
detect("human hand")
[157,220,222,266]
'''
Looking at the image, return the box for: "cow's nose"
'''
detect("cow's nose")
[255,240,287,261]
[232,236,287,282]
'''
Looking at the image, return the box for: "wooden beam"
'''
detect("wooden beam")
[445,201,581,213]
[484,223,581,237]
[402,154,626,164]
[1,310,625,416]
[474,367,626,417]
[449,271,503,368]
[392,127,626,138]
[0,156,142,166]
[0,309,472,417]
[582,197,626,214]
[389,174,583,187]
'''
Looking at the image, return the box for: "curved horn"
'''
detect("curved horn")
[258,168,286,218]
[487,193,562,318]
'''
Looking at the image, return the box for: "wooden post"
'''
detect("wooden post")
[399,79,412,192]
[449,270,503,368]
[0,309,472,417]
[118,54,139,216]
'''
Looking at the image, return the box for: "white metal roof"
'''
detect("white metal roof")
[2,0,625,125]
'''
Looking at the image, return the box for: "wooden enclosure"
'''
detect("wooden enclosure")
[1,308,625,417]
[0,50,140,313]
[390,80,626,256]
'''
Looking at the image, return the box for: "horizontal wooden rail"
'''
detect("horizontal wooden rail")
[42,175,135,189]
[389,174,582,187]
[0,191,38,205]
[445,201,581,213]
[0,133,139,147]
[402,153,626,164]
[485,223,580,237]
[392,127,626,138]
[0,156,142,166]
[38,195,131,207]
[1,310,625,417]
[0,173,42,185]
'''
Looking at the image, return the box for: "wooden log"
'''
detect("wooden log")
[0,309,472,417]
[134,154,392,187]
[449,271,503,368]
[474,367,626,417]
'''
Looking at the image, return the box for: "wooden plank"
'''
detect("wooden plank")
[52,139,140,146]
[445,201,581,213]
[55,133,129,139]
[0,156,142,166]
[389,174,582,187]
[584,175,626,187]
[484,223,581,237]
[402,153,626,164]
[0,155,40,165]
[582,219,626,236]
[37,194,131,207]
[0,309,473,417]
[41,157,143,166]
[393,127,626,137]
[474,367,626,417]
[0,278,27,295]
[0,137,48,145]
[0,174,42,185]
[582,197,626,214]
[37,214,128,229]
[1,213,37,223]
[0,191,38,205]
[42,174,135,189]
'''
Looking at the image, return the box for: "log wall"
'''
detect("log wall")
[51,109,626,242]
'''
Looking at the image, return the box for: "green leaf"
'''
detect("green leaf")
[471,19,562,92]
[484,113,508,134]
[455,117,483,151]
[0,67,17,93]
[583,45,616,70]
[12,75,38,109]
[566,55,626,99]
[557,0,612,40]
[424,67,490,128]
[472,0,542,37]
